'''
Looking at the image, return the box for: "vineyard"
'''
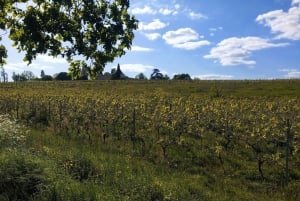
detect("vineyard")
[0,80,300,200]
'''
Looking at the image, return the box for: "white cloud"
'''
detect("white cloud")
[189,12,207,20]
[36,55,67,64]
[4,62,26,72]
[204,37,288,66]
[174,4,180,10]
[173,41,211,50]
[131,6,156,15]
[162,28,210,50]
[145,33,161,40]
[139,19,168,31]
[209,27,223,37]
[292,0,300,5]
[5,61,55,72]
[131,46,154,52]
[192,74,234,80]
[209,27,223,32]
[279,68,300,78]
[115,64,154,73]
[159,8,173,15]
[158,4,180,16]
[256,6,300,40]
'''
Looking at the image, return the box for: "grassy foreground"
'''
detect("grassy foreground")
[0,80,300,201]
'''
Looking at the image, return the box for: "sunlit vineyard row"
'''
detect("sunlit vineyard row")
[1,81,300,187]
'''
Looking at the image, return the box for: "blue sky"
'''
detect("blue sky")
[2,0,300,80]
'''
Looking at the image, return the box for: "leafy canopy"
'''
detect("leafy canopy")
[0,0,138,79]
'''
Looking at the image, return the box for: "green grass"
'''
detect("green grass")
[0,119,298,200]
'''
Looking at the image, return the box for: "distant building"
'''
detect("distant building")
[96,64,129,80]
[111,64,129,80]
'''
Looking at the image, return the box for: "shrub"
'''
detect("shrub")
[0,154,48,201]
[62,155,97,182]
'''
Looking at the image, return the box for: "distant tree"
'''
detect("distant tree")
[164,74,170,80]
[12,72,19,82]
[12,71,35,82]
[39,70,53,81]
[0,66,8,82]
[104,72,111,77]
[54,72,72,81]
[111,68,116,75]
[173,73,192,80]
[41,75,53,81]
[135,73,147,80]
[22,71,35,81]
[150,68,164,80]
[40,70,45,78]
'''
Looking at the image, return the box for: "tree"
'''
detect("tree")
[135,73,147,80]
[40,70,45,78]
[41,75,53,81]
[0,66,8,82]
[173,73,191,80]
[22,71,36,81]
[12,71,35,82]
[164,74,170,80]
[1,0,138,79]
[150,69,164,80]
[0,1,8,66]
[12,72,20,82]
[54,72,72,81]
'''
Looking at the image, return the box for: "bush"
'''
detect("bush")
[118,182,165,201]
[0,155,48,201]
[62,155,97,182]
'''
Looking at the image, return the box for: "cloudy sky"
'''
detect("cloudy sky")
[2,0,300,80]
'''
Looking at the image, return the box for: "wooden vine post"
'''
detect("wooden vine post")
[285,118,292,185]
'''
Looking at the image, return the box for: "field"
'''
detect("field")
[0,80,300,201]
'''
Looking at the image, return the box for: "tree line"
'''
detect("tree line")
[0,65,193,82]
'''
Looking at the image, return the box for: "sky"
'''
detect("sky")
[1,0,300,80]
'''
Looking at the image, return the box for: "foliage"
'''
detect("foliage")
[41,75,53,81]
[62,154,97,182]
[0,154,48,201]
[151,69,164,80]
[12,71,36,82]
[1,0,138,78]
[135,73,148,80]
[54,72,72,81]
[0,66,8,82]
[0,44,7,66]
[172,73,191,80]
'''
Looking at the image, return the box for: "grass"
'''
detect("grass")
[0,120,297,200]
